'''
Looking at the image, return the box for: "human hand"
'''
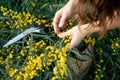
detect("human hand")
[53,0,80,35]
[58,25,89,49]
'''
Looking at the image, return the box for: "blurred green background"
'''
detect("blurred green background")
[0,0,68,17]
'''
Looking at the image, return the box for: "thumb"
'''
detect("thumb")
[58,30,72,38]
[58,29,82,49]
[69,33,82,49]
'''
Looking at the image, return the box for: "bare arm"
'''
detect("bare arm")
[58,15,120,48]
[89,16,120,34]
[54,0,120,48]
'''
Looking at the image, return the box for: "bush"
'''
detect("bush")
[0,0,120,80]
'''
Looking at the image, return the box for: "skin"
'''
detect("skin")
[53,0,120,49]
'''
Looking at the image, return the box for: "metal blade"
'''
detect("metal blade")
[3,27,38,47]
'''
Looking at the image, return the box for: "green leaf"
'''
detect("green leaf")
[0,16,11,20]
[40,3,49,9]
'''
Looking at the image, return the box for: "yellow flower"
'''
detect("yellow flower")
[15,75,21,80]
[97,69,101,71]
[9,68,18,77]
[31,2,36,7]
[95,71,98,74]
[17,56,21,60]
[23,73,29,79]
[0,6,7,12]
[99,48,103,53]
[101,75,104,78]
[53,66,58,75]
[51,76,57,80]
[96,64,100,68]
[9,53,13,59]
[103,67,106,70]
[95,75,99,78]
[115,43,120,48]
[100,59,104,63]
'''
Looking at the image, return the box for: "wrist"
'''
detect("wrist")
[79,23,101,36]
[79,24,91,36]
[68,0,80,13]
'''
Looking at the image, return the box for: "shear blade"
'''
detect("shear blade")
[3,27,38,47]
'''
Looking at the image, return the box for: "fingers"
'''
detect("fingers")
[53,9,68,34]
[58,29,72,38]
[58,26,83,49]
[59,13,67,28]
[53,11,62,34]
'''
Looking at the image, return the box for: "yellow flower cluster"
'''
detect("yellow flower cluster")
[0,6,53,31]
[0,6,53,43]
[15,40,47,79]
[84,35,96,46]
[9,68,18,77]
[14,55,43,80]
[0,6,76,80]
[0,56,4,64]
[94,63,105,80]
[111,37,120,52]
[52,44,69,80]
[0,37,71,80]
[94,48,105,80]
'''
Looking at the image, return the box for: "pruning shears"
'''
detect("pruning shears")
[3,26,52,47]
